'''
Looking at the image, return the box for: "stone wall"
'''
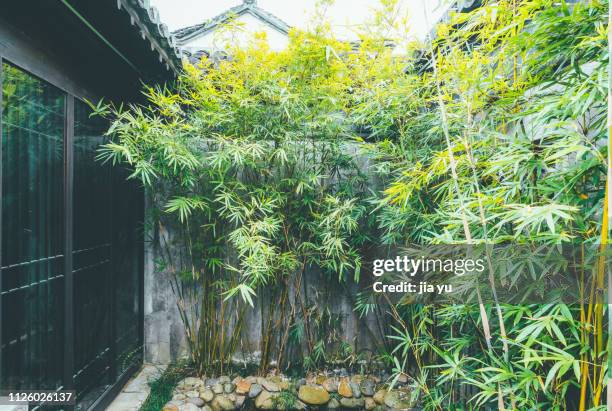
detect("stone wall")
[164,372,417,410]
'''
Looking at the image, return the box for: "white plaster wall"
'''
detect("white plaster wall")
[182,13,289,53]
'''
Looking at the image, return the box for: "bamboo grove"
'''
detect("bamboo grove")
[97,0,609,409]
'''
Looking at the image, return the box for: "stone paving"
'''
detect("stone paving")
[107,364,167,411]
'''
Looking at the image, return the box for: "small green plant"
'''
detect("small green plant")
[273,388,299,410]
[329,392,341,402]
[139,362,194,411]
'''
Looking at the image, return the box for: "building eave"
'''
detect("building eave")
[117,0,184,73]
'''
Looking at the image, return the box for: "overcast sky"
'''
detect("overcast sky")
[150,0,449,41]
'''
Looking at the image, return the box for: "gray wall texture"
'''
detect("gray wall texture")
[143,147,387,365]
[143,231,387,365]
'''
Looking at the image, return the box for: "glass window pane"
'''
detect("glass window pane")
[72,99,113,408]
[71,100,143,410]
[1,62,65,391]
[112,168,143,378]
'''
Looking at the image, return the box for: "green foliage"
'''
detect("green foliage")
[371,0,608,245]
[274,388,299,409]
[98,12,401,374]
[101,0,608,408]
[361,0,609,409]
[139,362,193,411]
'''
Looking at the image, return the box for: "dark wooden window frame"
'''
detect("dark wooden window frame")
[0,21,144,411]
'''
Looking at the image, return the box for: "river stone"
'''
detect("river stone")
[327,398,341,409]
[177,378,197,390]
[397,373,409,384]
[212,395,235,410]
[163,404,179,411]
[223,383,235,394]
[186,390,200,398]
[245,376,257,383]
[212,383,224,394]
[173,393,187,401]
[218,376,231,384]
[186,377,203,385]
[203,406,212,411]
[361,379,375,396]
[349,382,361,398]
[315,374,326,384]
[205,378,217,387]
[373,389,386,404]
[298,385,330,405]
[338,379,353,398]
[235,379,252,395]
[322,377,338,392]
[179,403,201,411]
[384,390,415,409]
[260,379,280,392]
[200,388,214,402]
[255,390,275,409]
[296,378,306,388]
[338,368,349,377]
[340,397,365,409]
[187,397,205,407]
[248,383,263,398]
[365,397,377,410]
[235,395,246,408]
[275,401,297,411]
[351,375,364,384]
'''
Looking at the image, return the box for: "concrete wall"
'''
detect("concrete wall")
[144,193,189,364]
[144,233,387,365]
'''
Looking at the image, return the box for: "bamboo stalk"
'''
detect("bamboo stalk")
[463,103,510,358]
[420,0,494,352]
[384,295,443,411]
[593,185,608,407]
[606,5,612,408]
[277,275,295,369]
[579,244,590,411]
[420,3,504,408]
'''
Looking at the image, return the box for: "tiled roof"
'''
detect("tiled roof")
[172,0,291,45]
[118,0,184,72]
